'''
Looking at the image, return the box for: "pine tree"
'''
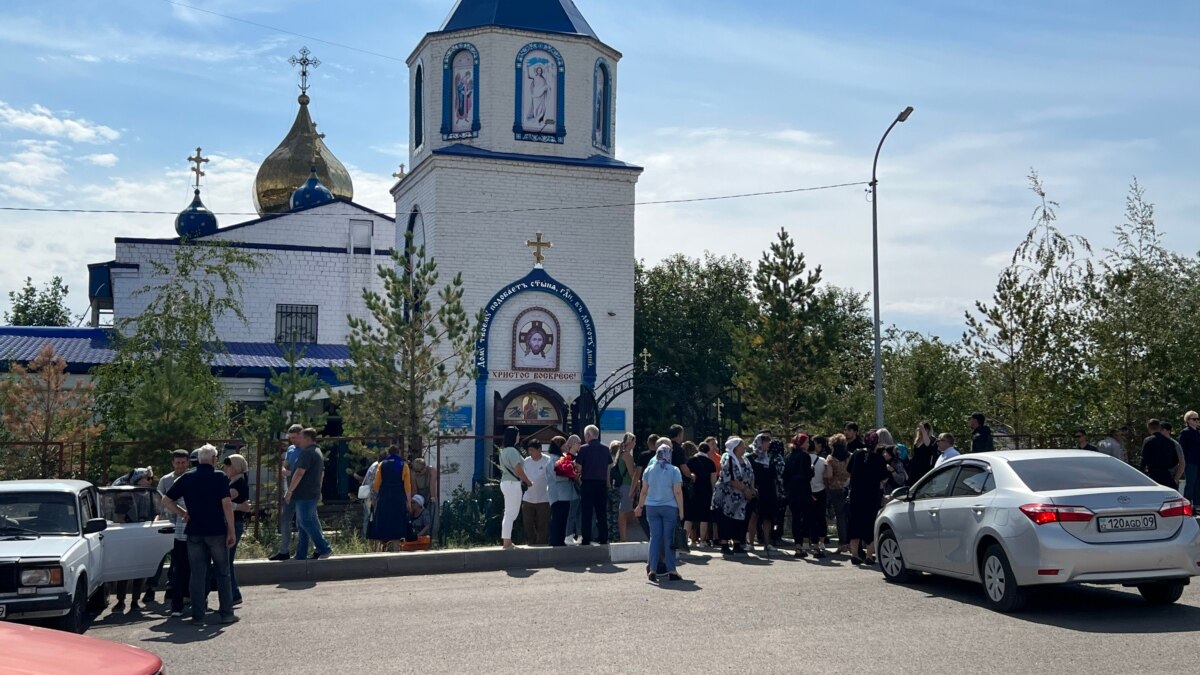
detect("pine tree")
[336,232,480,457]
[0,344,103,479]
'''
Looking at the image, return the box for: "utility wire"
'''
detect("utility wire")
[158,0,406,62]
[0,181,869,218]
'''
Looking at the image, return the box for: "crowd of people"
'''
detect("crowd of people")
[491,410,1200,582]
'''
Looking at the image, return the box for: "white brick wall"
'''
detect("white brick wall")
[112,202,396,344]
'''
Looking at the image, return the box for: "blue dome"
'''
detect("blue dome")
[440,0,598,39]
[175,189,218,238]
[290,167,336,210]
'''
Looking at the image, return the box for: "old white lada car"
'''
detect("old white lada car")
[0,480,175,632]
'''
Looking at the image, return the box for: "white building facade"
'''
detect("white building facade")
[393,0,641,489]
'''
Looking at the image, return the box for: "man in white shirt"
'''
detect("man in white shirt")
[1097,429,1126,463]
[934,433,960,467]
[520,438,554,545]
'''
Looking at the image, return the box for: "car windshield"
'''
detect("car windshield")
[0,492,80,535]
[1008,456,1158,492]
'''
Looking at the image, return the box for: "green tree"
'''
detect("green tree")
[335,233,479,457]
[741,228,832,435]
[5,276,72,326]
[964,172,1094,437]
[882,329,976,443]
[803,286,874,433]
[633,253,756,437]
[93,241,261,469]
[249,342,330,442]
[1090,180,1200,430]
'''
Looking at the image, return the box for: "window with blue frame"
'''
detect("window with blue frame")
[592,59,613,152]
[442,43,481,140]
[413,63,425,149]
[514,42,566,144]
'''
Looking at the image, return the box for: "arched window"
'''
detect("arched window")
[592,59,613,152]
[413,64,425,150]
[514,42,566,144]
[441,43,481,140]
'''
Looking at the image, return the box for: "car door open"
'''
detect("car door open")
[96,487,174,583]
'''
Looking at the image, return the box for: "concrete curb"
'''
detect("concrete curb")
[235,544,613,586]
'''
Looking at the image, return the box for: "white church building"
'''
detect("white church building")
[0,0,640,493]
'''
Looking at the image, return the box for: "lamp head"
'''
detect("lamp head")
[897,106,914,122]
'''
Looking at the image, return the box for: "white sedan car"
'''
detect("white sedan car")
[875,450,1199,611]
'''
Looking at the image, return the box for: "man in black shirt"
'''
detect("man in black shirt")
[1141,419,1181,489]
[969,412,995,453]
[843,422,866,453]
[163,444,237,627]
[1074,429,1099,452]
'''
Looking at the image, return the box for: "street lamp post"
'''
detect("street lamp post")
[870,106,914,430]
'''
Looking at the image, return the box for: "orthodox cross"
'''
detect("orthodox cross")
[525,230,552,265]
[289,46,321,94]
[312,122,325,140]
[392,164,406,179]
[187,147,208,189]
[638,348,651,371]
[715,398,725,420]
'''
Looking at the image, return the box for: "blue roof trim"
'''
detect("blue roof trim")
[440,0,597,39]
[0,327,353,380]
[113,238,395,257]
[431,143,642,170]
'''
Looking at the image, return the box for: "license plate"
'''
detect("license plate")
[0,605,6,619]
[1097,514,1157,532]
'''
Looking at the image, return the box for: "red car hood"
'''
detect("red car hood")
[0,622,162,675]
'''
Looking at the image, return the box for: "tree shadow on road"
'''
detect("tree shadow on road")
[506,567,539,578]
[276,580,316,591]
[896,574,1200,633]
[553,563,624,575]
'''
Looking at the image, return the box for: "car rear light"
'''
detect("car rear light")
[1019,503,1095,525]
[1038,569,1060,576]
[1159,498,1193,518]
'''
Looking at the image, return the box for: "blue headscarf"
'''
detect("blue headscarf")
[655,443,672,470]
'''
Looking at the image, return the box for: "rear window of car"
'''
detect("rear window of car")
[1008,456,1157,492]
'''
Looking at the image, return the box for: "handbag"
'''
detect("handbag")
[357,484,371,500]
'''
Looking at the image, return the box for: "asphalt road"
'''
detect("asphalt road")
[85,550,1200,675]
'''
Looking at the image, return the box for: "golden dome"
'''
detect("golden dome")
[253,94,353,215]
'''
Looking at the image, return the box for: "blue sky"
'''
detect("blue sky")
[0,0,1197,338]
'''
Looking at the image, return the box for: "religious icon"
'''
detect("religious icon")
[503,392,559,424]
[452,50,474,133]
[521,51,556,133]
[512,307,560,372]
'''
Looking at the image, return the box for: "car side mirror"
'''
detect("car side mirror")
[890,486,910,502]
[83,518,108,535]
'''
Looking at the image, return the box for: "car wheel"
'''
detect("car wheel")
[1138,581,1186,605]
[980,544,1027,612]
[877,530,914,583]
[56,579,88,633]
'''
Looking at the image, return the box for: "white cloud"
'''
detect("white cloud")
[0,139,68,187]
[0,100,119,143]
[83,152,119,167]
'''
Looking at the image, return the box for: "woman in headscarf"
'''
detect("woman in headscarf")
[369,444,415,552]
[748,435,782,552]
[877,429,908,493]
[684,438,718,547]
[846,430,889,565]
[634,441,685,582]
[711,437,755,555]
[825,434,852,553]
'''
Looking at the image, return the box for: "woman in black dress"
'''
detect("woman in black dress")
[846,432,888,566]
[684,444,717,546]
[783,434,814,558]
[908,421,937,486]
